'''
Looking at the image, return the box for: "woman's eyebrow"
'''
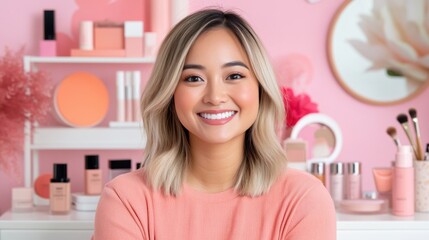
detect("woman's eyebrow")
[222,61,249,69]
[183,61,249,70]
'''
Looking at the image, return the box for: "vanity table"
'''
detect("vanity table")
[1,207,428,240]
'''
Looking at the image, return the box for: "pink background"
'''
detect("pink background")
[1,0,428,214]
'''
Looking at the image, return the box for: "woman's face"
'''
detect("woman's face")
[174,27,259,145]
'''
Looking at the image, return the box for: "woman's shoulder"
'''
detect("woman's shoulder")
[270,168,328,201]
[104,168,152,196]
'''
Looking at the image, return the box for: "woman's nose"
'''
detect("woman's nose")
[202,80,227,105]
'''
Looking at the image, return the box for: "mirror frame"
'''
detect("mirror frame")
[327,0,429,106]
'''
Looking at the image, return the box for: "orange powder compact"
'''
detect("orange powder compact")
[54,72,109,127]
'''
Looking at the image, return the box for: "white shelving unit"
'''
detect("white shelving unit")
[23,56,154,188]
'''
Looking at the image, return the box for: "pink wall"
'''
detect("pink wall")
[1,0,428,214]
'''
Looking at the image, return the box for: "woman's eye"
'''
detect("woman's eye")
[184,75,203,82]
[227,73,244,80]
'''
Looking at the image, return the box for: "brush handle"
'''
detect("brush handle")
[413,121,424,160]
[402,123,418,159]
[416,137,424,160]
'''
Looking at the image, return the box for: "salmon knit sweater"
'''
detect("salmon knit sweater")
[93,168,336,240]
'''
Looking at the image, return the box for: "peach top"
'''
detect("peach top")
[93,168,336,240]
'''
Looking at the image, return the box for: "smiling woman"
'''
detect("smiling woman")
[93,8,336,240]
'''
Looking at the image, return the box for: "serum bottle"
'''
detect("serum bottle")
[50,163,70,214]
[392,145,414,216]
[85,155,102,195]
[346,162,361,199]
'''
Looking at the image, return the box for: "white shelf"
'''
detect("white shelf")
[24,56,156,64]
[337,212,429,230]
[31,127,146,150]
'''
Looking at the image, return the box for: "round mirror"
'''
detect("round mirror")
[328,0,429,105]
[289,113,343,170]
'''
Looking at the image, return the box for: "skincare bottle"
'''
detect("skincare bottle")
[116,71,125,122]
[79,21,94,50]
[84,155,102,195]
[109,159,132,180]
[392,145,414,216]
[310,162,325,185]
[50,163,71,214]
[346,162,361,200]
[125,71,133,122]
[132,70,141,122]
[330,162,345,205]
[39,10,57,56]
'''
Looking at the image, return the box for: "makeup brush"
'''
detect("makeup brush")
[397,113,418,159]
[386,126,401,149]
[409,108,424,160]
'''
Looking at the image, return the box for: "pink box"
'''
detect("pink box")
[125,37,143,57]
[94,24,124,50]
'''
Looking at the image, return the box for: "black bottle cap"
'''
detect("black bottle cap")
[51,163,69,183]
[43,10,56,40]
[85,155,99,170]
[136,162,141,169]
[109,160,131,170]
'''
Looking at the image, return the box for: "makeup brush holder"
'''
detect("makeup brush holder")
[415,160,429,212]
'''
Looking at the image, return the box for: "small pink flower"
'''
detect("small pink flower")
[281,86,319,127]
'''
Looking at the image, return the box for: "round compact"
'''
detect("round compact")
[54,72,109,127]
[34,173,53,199]
[339,199,387,214]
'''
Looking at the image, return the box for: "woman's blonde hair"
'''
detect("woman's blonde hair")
[141,8,286,196]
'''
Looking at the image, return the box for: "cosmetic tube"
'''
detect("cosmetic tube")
[125,71,133,122]
[346,162,361,200]
[109,160,132,180]
[84,155,102,195]
[116,71,125,122]
[132,71,141,122]
[310,162,325,185]
[414,160,429,212]
[50,163,71,214]
[392,145,414,216]
[330,162,345,205]
[124,21,143,57]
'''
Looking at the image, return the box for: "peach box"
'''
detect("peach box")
[94,24,124,50]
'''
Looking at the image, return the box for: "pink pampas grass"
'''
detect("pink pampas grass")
[0,48,52,182]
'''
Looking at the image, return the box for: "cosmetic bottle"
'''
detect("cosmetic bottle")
[116,71,125,122]
[109,159,132,180]
[124,21,144,57]
[310,162,325,185]
[125,71,133,122]
[85,155,102,195]
[132,70,141,122]
[330,162,345,205]
[346,162,361,200]
[392,145,414,216]
[50,163,71,214]
[39,10,57,56]
[79,21,94,50]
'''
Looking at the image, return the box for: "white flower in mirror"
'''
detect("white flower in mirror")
[349,0,429,90]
